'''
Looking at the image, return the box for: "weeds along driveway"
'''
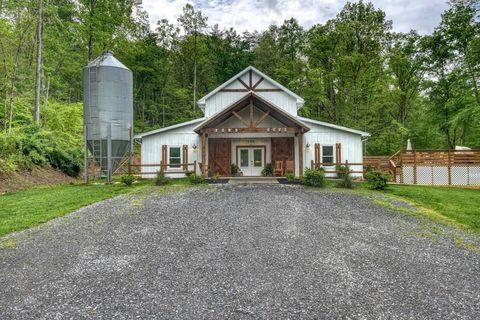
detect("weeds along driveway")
[0,184,479,319]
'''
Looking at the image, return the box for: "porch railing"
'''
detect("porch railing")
[129,161,199,176]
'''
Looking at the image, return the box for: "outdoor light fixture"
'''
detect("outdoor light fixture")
[306,142,311,149]
[192,144,197,150]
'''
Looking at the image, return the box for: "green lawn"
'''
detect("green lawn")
[358,183,480,232]
[0,181,155,237]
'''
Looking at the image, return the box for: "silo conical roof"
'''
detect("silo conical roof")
[87,51,129,69]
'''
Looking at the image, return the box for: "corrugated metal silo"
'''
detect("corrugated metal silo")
[83,51,133,179]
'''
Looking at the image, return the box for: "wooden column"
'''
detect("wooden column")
[182,145,188,171]
[201,132,207,175]
[161,145,167,173]
[336,143,342,164]
[298,132,304,177]
[314,143,320,169]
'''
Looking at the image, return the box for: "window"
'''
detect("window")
[322,146,334,164]
[169,147,181,168]
[253,149,262,167]
[240,149,249,167]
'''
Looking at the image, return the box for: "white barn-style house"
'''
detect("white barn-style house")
[135,66,369,178]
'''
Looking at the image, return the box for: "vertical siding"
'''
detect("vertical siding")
[141,123,201,178]
[303,123,364,178]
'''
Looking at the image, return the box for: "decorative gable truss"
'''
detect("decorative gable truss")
[220,69,283,93]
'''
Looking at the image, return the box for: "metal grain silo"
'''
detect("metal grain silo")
[83,51,133,181]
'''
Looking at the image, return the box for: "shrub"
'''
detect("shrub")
[302,168,326,187]
[336,165,348,178]
[155,170,170,186]
[121,175,135,186]
[189,174,205,184]
[365,171,389,190]
[285,172,295,182]
[231,163,239,176]
[185,170,195,177]
[48,148,82,177]
[261,163,272,177]
[336,172,354,189]
[211,172,220,181]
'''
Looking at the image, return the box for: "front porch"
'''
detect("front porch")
[194,93,310,177]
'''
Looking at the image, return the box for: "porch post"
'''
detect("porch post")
[298,132,304,177]
[201,132,207,176]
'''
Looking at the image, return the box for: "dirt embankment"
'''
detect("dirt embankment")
[0,168,79,194]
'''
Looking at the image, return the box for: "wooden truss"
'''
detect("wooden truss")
[220,70,282,93]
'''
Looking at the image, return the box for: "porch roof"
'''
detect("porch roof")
[193,93,310,134]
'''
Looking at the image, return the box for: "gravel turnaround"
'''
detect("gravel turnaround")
[1,185,479,319]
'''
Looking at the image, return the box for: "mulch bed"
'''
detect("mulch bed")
[277,178,301,185]
[206,179,230,184]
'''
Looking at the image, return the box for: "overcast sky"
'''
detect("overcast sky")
[142,0,449,35]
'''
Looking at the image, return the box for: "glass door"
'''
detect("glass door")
[250,148,264,176]
[237,147,264,176]
[238,148,251,176]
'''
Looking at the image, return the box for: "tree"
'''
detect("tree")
[178,4,207,112]
[33,0,43,124]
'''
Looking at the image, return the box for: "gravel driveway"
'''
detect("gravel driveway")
[1,185,479,319]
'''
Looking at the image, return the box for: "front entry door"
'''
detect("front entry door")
[238,147,264,176]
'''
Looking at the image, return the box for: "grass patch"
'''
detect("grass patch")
[355,182,480,232]
[0,178,198,238]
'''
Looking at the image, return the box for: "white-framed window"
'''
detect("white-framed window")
[322,145,334,164]
[169,146,182,168]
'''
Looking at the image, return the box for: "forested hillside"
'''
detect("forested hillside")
[1,0,479,176]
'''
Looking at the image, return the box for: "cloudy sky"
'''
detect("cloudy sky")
[142,0,449,35]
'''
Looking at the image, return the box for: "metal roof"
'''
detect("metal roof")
[298,117,370,137]
[87,51,129,69]
[134,118,207,139]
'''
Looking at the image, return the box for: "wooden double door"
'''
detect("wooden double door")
[208,138,231,176]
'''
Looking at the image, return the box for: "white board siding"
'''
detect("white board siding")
[141,122,201,178]
[303,123,364,178]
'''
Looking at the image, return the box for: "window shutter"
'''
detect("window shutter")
[183,145,188,171]
[314,143,320,168]
[336,143,341,164]
[161,145,167,172]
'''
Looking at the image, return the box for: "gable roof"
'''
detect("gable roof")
[194,93,310,134]
[197,66,305,111]
[299,117,370,137]
[134,117,206,139]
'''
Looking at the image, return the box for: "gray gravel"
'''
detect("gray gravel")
[1,184,479,319]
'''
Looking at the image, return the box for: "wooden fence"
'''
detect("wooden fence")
[391,150,480,186]
[128,161,200,176]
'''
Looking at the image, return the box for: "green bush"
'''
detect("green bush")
[48,148,82,177]
[285,172,295,182]
[336,165,348,178]
[121,175,135,186]
[155,170,170,186]
[302,168,326,187]
[261,163,273,177]
[189,174,206,184]
[336,172,354,189]
[231,163,239,176]
[365,171,389,190]
[0,125,83,177]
